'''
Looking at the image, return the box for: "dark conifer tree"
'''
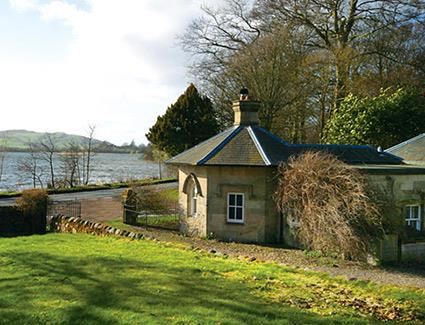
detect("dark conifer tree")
[146,84,220,156]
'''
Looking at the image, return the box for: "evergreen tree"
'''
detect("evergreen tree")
[324,88,425,148]
[146,84,220,156]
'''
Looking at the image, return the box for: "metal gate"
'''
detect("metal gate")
[47,199,81,218]
[123,204,180,230]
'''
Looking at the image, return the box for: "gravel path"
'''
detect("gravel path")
[98,224,425,289]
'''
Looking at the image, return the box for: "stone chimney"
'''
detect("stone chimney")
[233,88,260,126]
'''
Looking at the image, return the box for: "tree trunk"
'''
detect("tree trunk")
[85,140,92,185]
[319,98,327,142]
[333,59,349,115]
[49,155,55,188]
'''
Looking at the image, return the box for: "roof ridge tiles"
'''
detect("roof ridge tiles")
[247,126,271,166]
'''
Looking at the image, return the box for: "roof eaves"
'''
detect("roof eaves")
[197,125,243,165]
[381,151,404,163]
[290,143,377,150]
[247,126,271,166]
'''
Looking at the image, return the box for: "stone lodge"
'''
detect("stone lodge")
[166,91,425,260]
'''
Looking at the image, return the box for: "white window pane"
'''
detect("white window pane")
[192,198,197,214]
[229,194,235,206]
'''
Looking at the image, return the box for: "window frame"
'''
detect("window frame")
[405,204,422,231]
[227,192,244,224]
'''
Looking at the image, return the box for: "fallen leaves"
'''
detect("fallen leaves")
[225,270,423,322]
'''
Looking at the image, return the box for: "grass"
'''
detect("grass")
[0,178,177,198]
[162,188,178,201]
[107,215,179,230]
[0,233,424,324]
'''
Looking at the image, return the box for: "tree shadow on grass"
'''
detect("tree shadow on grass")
[0,251,380,325]
[380,263,425,282]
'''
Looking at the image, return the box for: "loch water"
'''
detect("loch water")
[0,152,161,191]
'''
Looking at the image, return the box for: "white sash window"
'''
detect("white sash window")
[406,205,421,231]
[227,193,244,224]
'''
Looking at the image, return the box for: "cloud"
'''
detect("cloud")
[3,0,211,145]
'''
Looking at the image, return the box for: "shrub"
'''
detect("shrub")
[15,189,49,216]
[123,186,176,213]
[324,88,425,148]
[274,151,384,261]
[15,189,49,234]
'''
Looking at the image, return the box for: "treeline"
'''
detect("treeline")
[0,140,146,154]
[180,0,425,144]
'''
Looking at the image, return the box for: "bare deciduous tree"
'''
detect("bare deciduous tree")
[38,133,57,188]
[181,0,425,143]
[181,0,260,77]
[254,0,425,112]
[16,142,44,189]
[222,27,317,140]
[83,124,96,185]
[60,141,83,188]
[0,136,7,186]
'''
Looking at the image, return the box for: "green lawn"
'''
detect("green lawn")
[104,216,180,231]
[0,234,423,324]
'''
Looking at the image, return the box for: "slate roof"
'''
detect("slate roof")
[167,125,403,166]
[386,134,425,164]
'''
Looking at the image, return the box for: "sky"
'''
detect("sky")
[0,0,217,145]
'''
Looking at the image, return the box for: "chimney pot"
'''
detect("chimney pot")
[239,87,249,101]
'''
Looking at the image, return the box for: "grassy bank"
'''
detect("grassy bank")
[0,233,423,324]
[0,178,177,199]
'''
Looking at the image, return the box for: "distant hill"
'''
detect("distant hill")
[0,129,123,152]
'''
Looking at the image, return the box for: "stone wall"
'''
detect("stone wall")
[401,242,425,261]
[206,166,278,243]
[366,173,425,232]
[176,164,425,258]
[356,172,425,263]
[49,215,143,240]
[178,165,280,244]
[178,166,208,237]
[376,234,400,264]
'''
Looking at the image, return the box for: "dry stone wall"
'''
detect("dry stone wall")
[49,215,143,240]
